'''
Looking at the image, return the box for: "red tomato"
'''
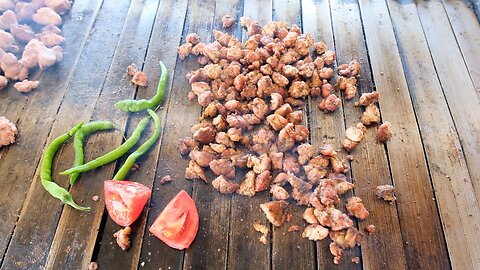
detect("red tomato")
[149,190,199,250]
[104,180,151,227]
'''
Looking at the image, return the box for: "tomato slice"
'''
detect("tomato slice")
[149,190,199,250]
[104,180,151,227]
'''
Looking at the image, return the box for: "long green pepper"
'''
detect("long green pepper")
[70,121,115,185]
[113,109,161,180]
[41,122,90,211]
[60,117,150,176]
[114,61,168,112]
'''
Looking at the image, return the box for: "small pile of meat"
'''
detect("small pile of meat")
[0,0,72,92]
[0,116,17,147]
[177,17,394,265]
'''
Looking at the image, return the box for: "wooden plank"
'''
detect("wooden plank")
[226,1,271,270]
[136,0,217,269]
[357,0,450,269]
[94,0,189,269]
[271,1,317,269]
[442,0,480,97]
[328,0,408,269]
[417,0,480,214]
[0,0,106,266]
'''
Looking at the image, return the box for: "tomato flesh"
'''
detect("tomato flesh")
[104,180,151,227]
[149,190,199,250]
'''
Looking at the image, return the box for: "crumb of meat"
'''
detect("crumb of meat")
[160,175,173,184]
[330,227,363,249]
[221,15,235,28]
[273,172,289,186]
[179,137,199,155]
[356,91,380,106]
[296,143,314,165]
[189,148,216,167]
[113,226,132,251]
[255,170,272,192]
[365,224,376,234]
[303,207,319,224]
[361,104,380,126]
[212,175,239,194]
[14,79,39,92]
[127,64,138,76]
[288,225,301,232]
[351,257,360,264]
[210,159,236,179]
[346,197,369,220]
[329,242,343,265]
[302,224,329,241]
[253,221,269,245]
[0,117,17,147]
[238,170,256,197]
[270,184,290,200]
[185,160,207,182]
[260,200,288,227]
[88,262,98,270]
[377,122,392,143]
[131,71,148,87]
[186,33,200,45]
[92,195,99,202]
[319,94,341,112]
[376,185,396,203]
[337,60,361,78]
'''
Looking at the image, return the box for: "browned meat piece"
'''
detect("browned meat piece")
[315,207,353,231]
[266,113,288,131]
[336,76,356,91]
[377,122,392,143]
[275,103,293,117]
[260,200,288,227]
[314,41,327,54]
[269,92,283,110]
[189,149,216,167]
[192,124,216,144]
[221,15,235,28]
[361,104,381,126]
[318,144,337,157]
[273,172,289,186]
[288,172,313,192]
[282,64,299,78]
[352,257,360,264]
[253,222,269,245]
[255,170,272,192]
[313,56,325,69]
[238,170,256,197]
[302,224,329,241]
[337,60,361,77]
[113,226,131,251]
[329,242,343,265]
[283,154,301,175]
[309,155,329,171]
[281,123,309,143]
[204,64,222,79]
[226,127,241,142]
[376,184,396,203]
[321,80,333,98]
[131,71,148,87]
[345,123,365,142]
[287,111,303,124]
[356,91,380,106]
[334,179,354,195]
[283,31,298,47]
[230,152,248,168]
[295,144,314,165]
[344,83,357,100]
[179,137,199,155]
[303,207,318,224]
[186,33,200,45]
[330,227,363,249]
[304,165,327,184]
[316,179,340,206]
[88,262,98,270]
[240,17,261,36]
[159,175,173,184]
[212,175,239,194]
[330,157,349,174]
[322,50,336,65]
[288,225,300,232]
[215,132,234,147]
[13,79,39,92]
[0,116,17,147]
[203,102,218,118]
[365,224,376,234]
[11,24,36,43]
[247,153,271,174]
[288,81,309,98]
[177,42,192,60]
[346,197,369,220]
[0,75,7,89]
[210,159,236,179]
[185,160,207,182]
[210,143,226,153]
[249,98,269,119]
[271,71,289,87]
[318,94,341,112]
[298,62,315,78]
[270,184,289,200]
[342,138,359,153]
[269,151,283,170]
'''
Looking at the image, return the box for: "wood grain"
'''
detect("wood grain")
[357,0,450,269]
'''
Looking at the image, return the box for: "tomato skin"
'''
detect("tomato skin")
[104,180,151,227]
[149,190,199,250]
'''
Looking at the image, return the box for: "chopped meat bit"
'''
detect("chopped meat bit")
[361,104,381,126]
[315,207,353,231]
[365,224,376,234]
[266,113,288,131]
[288,81,309,98]
[177,42,192,60]
[212,175,239,194]
[0,116,17,147]
[288,225,300,232]
[92,195,99,202]
[193,125,217,144]
[283,154,301,175]
[356,91,380,106]
[303,208,318,224]
[377,122,392,143]
[255,170,272,192]
[346,123,365,142]
[273,172,289,186]
[346,197,369,220]
[210,143,226,153]
[330,157,349,174]
[270,184,290,200]
[330,242,343,265]
[113,226,132,251]
[269,150,283,170]
[186,33,200,45]
[260,200,288,227]
[275,103,293,117]
[247,154,271,174]
[314,41,327,54]
[249,97,269,119]
[351,257,360,264]
[221,15,235,28]
[238,170,256,197]
[318,144,337,157]
[189,149,216,167]
[209,159,236,179]
[160,175,173,184]
[88,262,98,270]
[334,180,354,195]
[330,227,363,249]
[269,92,283,111]
[376,184,396,203]
[13,79,39,92]
[342,138,359,153]
[253,221,269,245]
[131,71,148,87]
[338,60,361,78]
[319,94,341,112]
[296,143,315,165]
[302,224,329,241]
[240,17,261,36]
[0,76,7,89]
[287,111,303,124]
[179,137,199,155]
[322,50,336,65]
[185,160,207,182]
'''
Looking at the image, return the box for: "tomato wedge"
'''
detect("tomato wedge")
[104,180,151,227]
[149,190,199,250]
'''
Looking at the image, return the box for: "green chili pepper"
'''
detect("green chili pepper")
[70,121,116,185]
[113,109,162,180]
[41,122,90,211]
[60,117,150,176]
[114,61,168,112]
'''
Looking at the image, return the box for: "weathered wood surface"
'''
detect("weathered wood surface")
[1,0,480,269]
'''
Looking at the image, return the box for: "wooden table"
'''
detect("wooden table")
[1,0,480,269]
